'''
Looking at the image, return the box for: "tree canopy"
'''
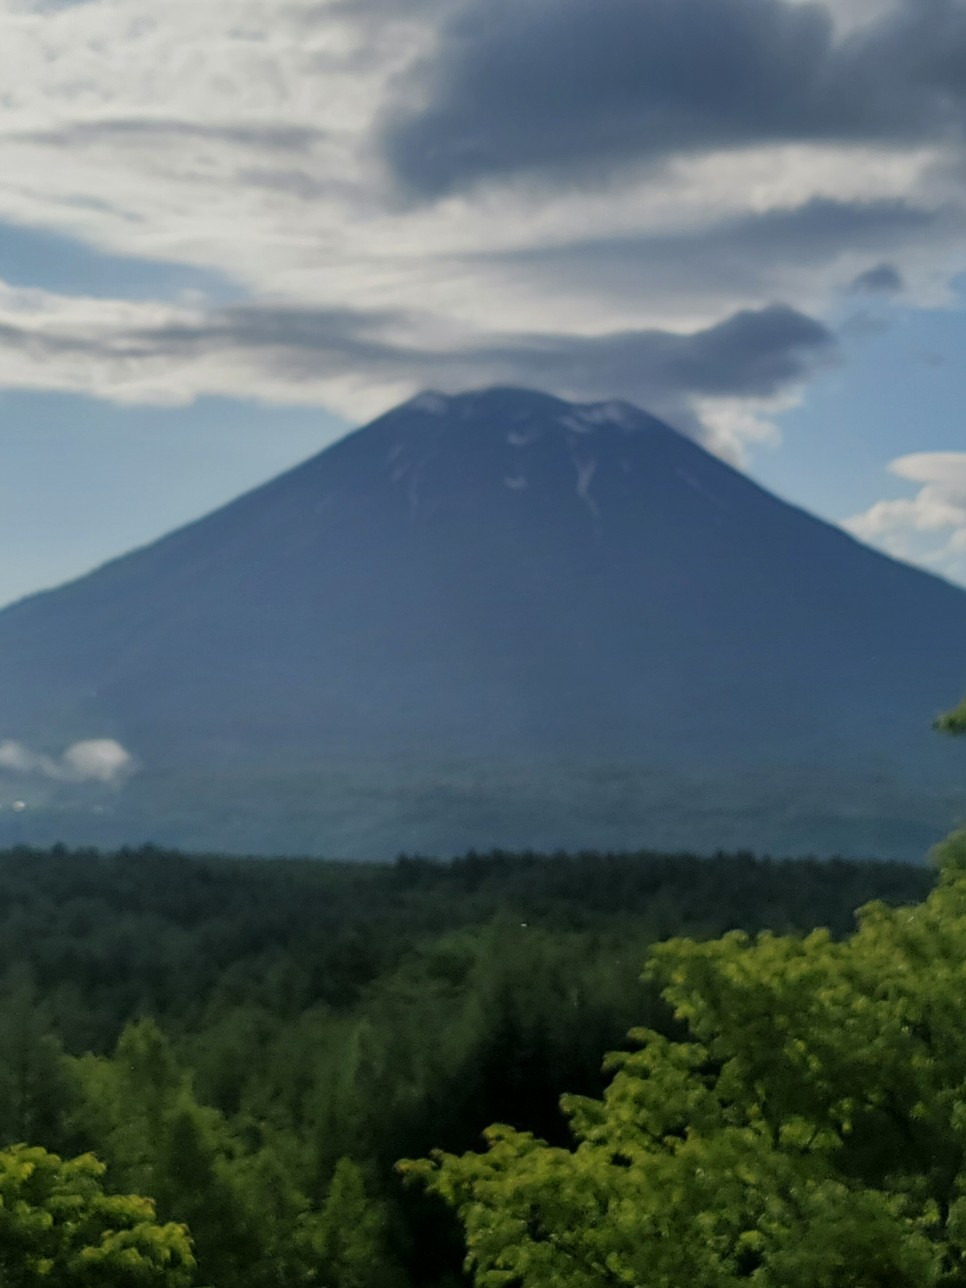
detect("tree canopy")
[0,1143,195,1287]
[0,843,937,1287]
[408,830,966,1287]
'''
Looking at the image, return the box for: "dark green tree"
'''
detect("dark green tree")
[0,968,73,1151]
[306,1157,401,1288]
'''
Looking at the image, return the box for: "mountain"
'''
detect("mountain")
[0,385,964,858]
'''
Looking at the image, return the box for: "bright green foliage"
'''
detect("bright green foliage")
[0,1143,195,1286]
[937,694,966,734]
[408,836,966,1287]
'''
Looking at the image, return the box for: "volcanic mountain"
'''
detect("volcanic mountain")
[1,386,964,858]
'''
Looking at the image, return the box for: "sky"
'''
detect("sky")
[0,0,965,606]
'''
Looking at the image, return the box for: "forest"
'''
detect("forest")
[0,841,942,1286]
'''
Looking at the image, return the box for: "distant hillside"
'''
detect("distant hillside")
[0,386,964,857]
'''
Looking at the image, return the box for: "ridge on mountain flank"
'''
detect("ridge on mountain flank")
[0,386,964,859]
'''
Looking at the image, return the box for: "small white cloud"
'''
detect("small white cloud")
[0,736,136,785]
[692,393,787,465]
[62,739,136,784]
[845,451,966,585]
[0,740,58,776]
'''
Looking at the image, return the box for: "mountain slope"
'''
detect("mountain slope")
[1,386,964,857]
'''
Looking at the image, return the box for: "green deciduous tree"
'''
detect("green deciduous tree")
[406,833,966,1287]
[936,694,966,734]
[0,1143,195,1287]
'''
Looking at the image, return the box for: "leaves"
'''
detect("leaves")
[411,851,966,1286]
[935,695,966,735]
[0,1143,196,1287]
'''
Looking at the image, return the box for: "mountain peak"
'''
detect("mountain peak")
[396,385,656,435]
[348,385,734,534]
[0,384,964,859]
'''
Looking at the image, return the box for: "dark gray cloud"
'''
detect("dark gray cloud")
[0,306,408,366]
[323,0,449,17]
[136,304,414,366]
[848,262,905,294]
[0,299,835,439]
[472,303,836,403]
[379,0,966,198]
[147,300,837,421]
[16,119,324,152]
[482,199,934,299]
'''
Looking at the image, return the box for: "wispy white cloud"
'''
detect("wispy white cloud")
[845,452,966,584]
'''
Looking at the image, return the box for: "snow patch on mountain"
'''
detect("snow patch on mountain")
[560,414,595,435]
[408,392,449,415]
[675,466,728,511]
[574,456,599,517]
[582,401,636,429]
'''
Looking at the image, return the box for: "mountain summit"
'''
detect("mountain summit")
[1,386,964,858]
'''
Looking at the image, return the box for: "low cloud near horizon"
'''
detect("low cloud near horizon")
[0,738,137,786]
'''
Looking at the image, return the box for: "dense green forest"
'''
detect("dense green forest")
[0,843,935,1286]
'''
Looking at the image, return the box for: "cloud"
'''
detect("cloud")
[146,299,834,404]
[62,739,136,784]
[0,737,136,784]
[845,451,966,583]
[461,304,837,405]
[848,261,905,294]
[0,0,956,458]
[480,199,932,307]
[15,118,326,152]
[0,741,59,777]
[379,0,966,198]
[0,286,835,448]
